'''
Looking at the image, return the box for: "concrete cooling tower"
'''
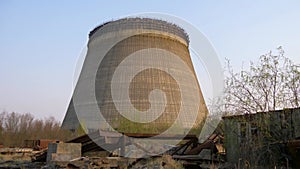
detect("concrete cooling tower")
[61,18,208,136]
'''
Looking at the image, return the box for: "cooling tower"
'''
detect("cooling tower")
[62,18,208,136]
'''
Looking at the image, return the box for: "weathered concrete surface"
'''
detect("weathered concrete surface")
[46,142,81,162]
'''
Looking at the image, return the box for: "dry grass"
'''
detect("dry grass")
[161,155,184,169]
[130,155,184,169]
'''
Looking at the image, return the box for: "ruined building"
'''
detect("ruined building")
[223,107,300,168]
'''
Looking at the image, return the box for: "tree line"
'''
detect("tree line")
[0,112,74,147]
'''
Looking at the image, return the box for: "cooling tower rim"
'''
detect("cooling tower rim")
[89,17,190,44]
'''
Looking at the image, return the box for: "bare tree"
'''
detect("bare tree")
[222,47,300,168]
[224,46,300,115]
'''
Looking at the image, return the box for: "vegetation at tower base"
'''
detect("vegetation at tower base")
[113,115,205,135]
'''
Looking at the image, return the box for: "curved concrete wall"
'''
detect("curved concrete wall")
[62,18,208,135]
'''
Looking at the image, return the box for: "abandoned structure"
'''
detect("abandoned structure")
[61,18,208,135]
[223,107,300,168]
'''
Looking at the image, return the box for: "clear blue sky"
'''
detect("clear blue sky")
[1,1,299,121]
